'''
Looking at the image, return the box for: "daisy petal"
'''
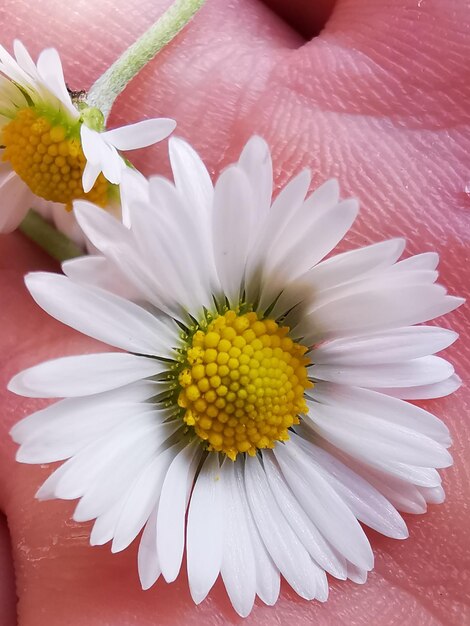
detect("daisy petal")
[187,454,224,604]
[274,443,374,571]
[112,443,179,553]
[82,159,101,193]
[8,352,165,398]
[138,506,161,590]
[0,170,33,232]
[220,460,257,617]
[310,355,454,388]
[157,442,202,583]
[24,272,175,356]
[36,47,77,117]
[313,326,458,365]
[212,165,255,305]
[103,118,176,150]
[372,374,462,399]
[244,455,324,600]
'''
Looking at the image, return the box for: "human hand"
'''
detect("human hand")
[0,0,468,623]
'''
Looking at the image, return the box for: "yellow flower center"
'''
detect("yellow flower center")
[1,107,109,209]
[177,310,312,460]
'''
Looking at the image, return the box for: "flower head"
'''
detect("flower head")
[0,40,175,232]
[9,136,463,616]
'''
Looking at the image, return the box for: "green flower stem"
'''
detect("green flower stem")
[87,0,206,119]
[19,210,83,262]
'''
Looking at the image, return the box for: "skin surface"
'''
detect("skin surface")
[0,0,469,623]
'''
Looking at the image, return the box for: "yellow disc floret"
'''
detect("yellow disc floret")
[1,107,109,209]
[178,310,312,460]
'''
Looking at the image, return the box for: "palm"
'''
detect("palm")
[0,0,468,623]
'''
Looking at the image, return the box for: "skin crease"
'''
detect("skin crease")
[0,0,469,623]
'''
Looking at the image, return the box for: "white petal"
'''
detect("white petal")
[244,455,322,600]
[9,352,165,398]
[81,125,123,185]
[313,326,458,365]
[62,255,139,300]
[372,374,462,399]
[273,443,374,571]
[262,451,347,579]
[220,460,257,617]
[24,272,176,356]
[305,400,452,471]
[389,252,439,272]
[82,159,101,193]
[212,165,255,305]
[36,48,78,117]
[293,433,408,539]
[10,379,157,443]
[310,356,454,388]
[119,167,149,228]
[266,198,359,281]
[73,421,179,522]
[187,454,224,604]
[237,136,272,220]
[112,443,180,552]
[0,170,33,232]
[102,118,176,151]
[138,506,161,589]
[305,238,406,292]
[13,40,39,78]
[311,382,451,446]
[157,442,202,583]
[302,283,463,341]
[36,409,158,500]
[168,137,214,226]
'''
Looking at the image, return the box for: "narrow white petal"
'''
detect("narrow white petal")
[310,356,454,388]
[103,118,176,150]
[273,443,374,571]
[119,167,150,228]
[389,252,439,272]
[73,422,177,523]
[244,455,321,600]
[220,460,257,617]
[302,283,463,341]
[168,137,214,225]
[212,165,255,305]
[36,410,157,500]
[157,442,202,583]
[13,40,39,78]
[138,506,161,590]
[303,238,406,292]
[9,352,165,398]
[293,434,408,539]
[0,171,33,232]
[237,136,272,220]
[305,400,452,471]
[418,485,445,505]
[24,272,176,356]
[311,382,451,446]
[80,125,102,165]
[267,198,359,280]
[187,454,224,604]
[262,451,347,578]
[313,327,458,365]
[36,48,78,117]
[82,159,101,193]
[90,497,127,546]
[372,374,462,399]
[62,255,139,300]
[112,443,180,553]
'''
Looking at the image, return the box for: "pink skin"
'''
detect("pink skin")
[0,0,469,623]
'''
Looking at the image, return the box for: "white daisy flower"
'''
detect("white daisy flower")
[9,136,463,617]
[0,40,175,232]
